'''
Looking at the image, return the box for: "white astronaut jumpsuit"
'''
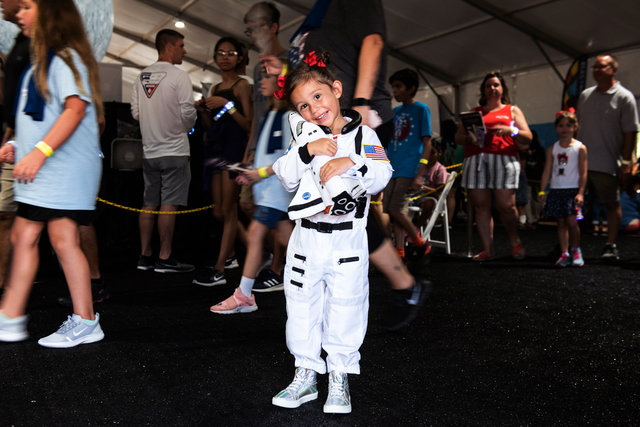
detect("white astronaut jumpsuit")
[272,117,392,375]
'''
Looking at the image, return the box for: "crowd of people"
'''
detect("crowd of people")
[0,0,639,417]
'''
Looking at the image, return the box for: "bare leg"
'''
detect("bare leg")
[48,218,94,320]
[494,189,522,248]
[0,217,44,318]
[157,205,177,260]
[567,215,581,249]
[79,224,100,280]
[471,189,494,256]
[214,171,239,271]
[557,217,569,253]
[606,201,621,245]
[139,209,156,257]
[0,211,16,288]
[369,239,414,290]
[242,220,270,279]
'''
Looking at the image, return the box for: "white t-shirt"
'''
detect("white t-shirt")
[131,61,197,159]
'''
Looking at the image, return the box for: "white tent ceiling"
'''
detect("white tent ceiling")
[105,0,640,96]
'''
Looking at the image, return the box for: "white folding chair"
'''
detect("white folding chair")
[412,171,458,254]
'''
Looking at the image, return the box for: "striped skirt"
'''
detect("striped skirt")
[461,153,520,190]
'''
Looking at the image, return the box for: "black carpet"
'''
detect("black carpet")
[1,218,639,425]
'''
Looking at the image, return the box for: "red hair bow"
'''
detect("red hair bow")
[274,74,286,100]
[303,51,326,67]
[556,107,576,117]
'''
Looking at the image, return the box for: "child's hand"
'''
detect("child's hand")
[574,193,584,207]
[0,143,15,165]
[538,193,546,205]
[307,138,337,157]
[13,148,46,184]
[319,157,355,185]
[237,169,260,185]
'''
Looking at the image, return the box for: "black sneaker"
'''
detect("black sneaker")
[137,255,154,271]
[154,257,195,273]
[601,243,620,261]
[57,278,111,307]
[253,269,284,293]
[192,269,226,287]
[384,279,432,331]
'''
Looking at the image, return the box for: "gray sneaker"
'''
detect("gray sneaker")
[323,371,351,414]
[0,313,28,342]
[272,367,318,408]
[38,313,104,348]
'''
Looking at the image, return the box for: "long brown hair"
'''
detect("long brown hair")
[31,0,104,117]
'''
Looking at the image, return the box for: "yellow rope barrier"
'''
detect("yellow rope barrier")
[97,163,466,211]
[96,197,213,214]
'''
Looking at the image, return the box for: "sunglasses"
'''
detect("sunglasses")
[216,50,239,57]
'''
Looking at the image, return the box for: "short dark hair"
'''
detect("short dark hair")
[244,2,280,26]
[389,68,419,97]
[155,29,184,54]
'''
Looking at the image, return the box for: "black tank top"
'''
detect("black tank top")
[211,78,245,121]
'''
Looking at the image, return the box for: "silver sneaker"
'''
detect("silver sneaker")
[272,367,318,408]
[0,313,28,342]
[38,313,104,348]
[323,371,351,414]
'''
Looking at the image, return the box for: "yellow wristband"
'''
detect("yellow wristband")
[35,140,53,157]
[258,167,269,179]
[538,191,546,196]
[229,107,237,115]
[420,158,429,165]
[621,160,631,166]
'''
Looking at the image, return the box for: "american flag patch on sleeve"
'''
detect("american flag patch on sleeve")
[363,144,389,161]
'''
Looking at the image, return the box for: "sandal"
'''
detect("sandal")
[512,243,526,260]
[472,251,493,261]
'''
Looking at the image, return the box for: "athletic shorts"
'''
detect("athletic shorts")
[587,171,619,205]
[383,177,412,214]
[17,202,93,226]
[0,164,17,212]
[253,205,288,228]
[461,153,520,190]
[143,156,191,207]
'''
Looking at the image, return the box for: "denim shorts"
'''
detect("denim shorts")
[253,205,288,228]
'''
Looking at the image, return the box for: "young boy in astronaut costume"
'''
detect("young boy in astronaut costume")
[270,52,392,414]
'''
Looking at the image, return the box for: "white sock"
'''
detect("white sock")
[239,276,255,297]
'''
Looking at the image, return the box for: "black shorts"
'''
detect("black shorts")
[17,202,94,226]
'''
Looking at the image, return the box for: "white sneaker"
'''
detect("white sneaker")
[0,312,28,342]
[272,367,318,408]
[323,371,351,414]
[38,313,104,348]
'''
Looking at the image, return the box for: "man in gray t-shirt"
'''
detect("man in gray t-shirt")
[577,54,639,260]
